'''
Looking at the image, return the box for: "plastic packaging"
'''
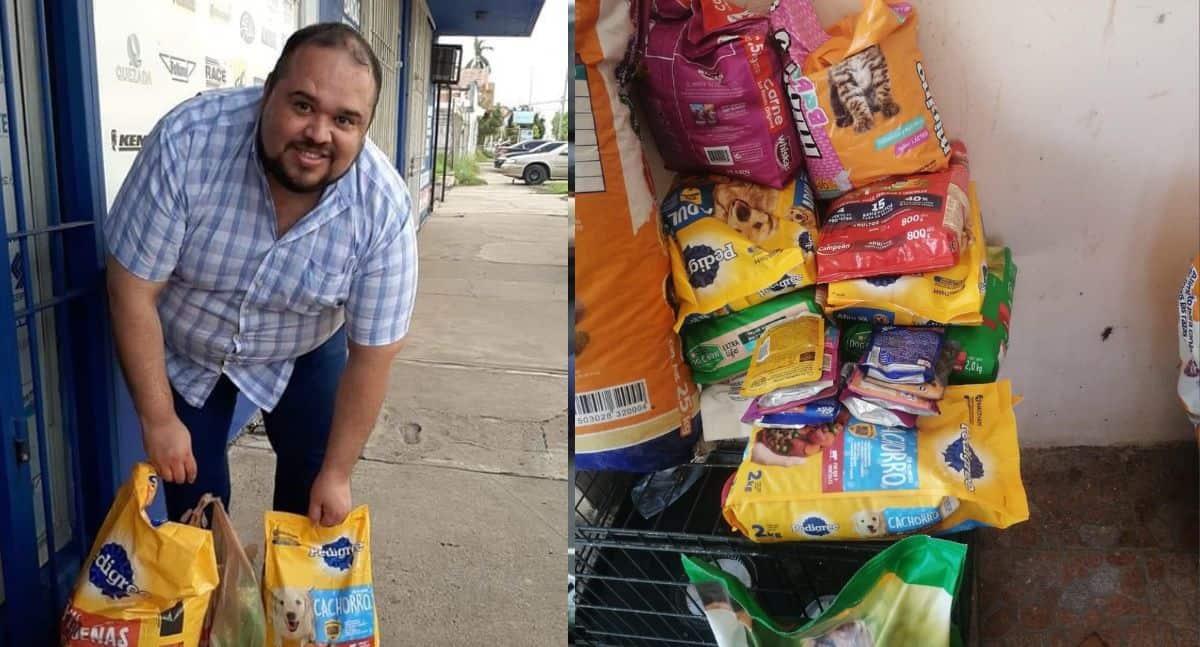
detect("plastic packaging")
[682,535,967,647]
[740,315,826,396]
[682,287,824,384]
[723,381,1029,541]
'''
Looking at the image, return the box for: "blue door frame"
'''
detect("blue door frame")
[0,0,122,642]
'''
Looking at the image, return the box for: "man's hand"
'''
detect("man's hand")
[142,417,196,484]
[309,338,404,527]
[308,468,352,527]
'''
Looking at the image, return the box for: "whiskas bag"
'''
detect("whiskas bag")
[769,0,953,198]
[723,381,1028,542]
[263,507,378,646]
[828,181,987,326]
[683,535,967,647]
[576,0,701,471]
[639,0,802,188]
[61,463,218,647]
[665,174,819,328]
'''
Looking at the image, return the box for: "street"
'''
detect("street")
[228,162,568,644]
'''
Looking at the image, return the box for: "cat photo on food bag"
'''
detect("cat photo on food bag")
[828,45,900,133]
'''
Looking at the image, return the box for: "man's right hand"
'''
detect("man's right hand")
[142,417,197,484]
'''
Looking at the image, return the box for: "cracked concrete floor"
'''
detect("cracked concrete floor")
[229,164,568,644]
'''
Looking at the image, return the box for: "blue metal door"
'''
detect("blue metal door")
[0,0,100,642]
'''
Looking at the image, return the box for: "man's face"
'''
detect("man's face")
[259,44,375,194]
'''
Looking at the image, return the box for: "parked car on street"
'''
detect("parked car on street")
[494,139,549,167]
[493,140,516,156]
[498,141,569,185]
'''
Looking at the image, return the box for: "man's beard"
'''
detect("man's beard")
[256,127,355,195]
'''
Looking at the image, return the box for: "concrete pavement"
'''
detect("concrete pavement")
[228,163,568,645]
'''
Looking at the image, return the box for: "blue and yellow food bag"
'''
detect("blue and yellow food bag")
[665,174,820,329]
[683,535,967,647]
[61,462,218,646]
[263,506,378,646]
[723,381,1028,541]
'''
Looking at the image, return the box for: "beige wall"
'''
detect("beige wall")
[644,0,1200,445]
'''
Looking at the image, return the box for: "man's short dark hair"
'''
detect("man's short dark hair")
[266,22,383,114]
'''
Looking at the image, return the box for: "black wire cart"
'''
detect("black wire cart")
[570,445,978,646]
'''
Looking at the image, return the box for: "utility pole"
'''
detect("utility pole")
[560,68,568,140]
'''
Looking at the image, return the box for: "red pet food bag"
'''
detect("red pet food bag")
[816,141,969,283]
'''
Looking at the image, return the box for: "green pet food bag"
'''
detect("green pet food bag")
[681,288,824,384]
[945,247,1016,384]
[682,535,967,647]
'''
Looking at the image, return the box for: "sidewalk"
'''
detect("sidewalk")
[228,163,568,645]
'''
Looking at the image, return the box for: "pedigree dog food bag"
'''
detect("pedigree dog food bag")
[263,507,378,646]
[665,173,819,328]
[61,463,218,647]
[723,381,1029,542]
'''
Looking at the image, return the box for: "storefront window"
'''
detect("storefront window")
[92,0,301,207]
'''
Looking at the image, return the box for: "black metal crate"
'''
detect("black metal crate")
[571,451,977,646]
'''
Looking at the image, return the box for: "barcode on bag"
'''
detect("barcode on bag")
[575,380,650,426]
[703,146,734,165]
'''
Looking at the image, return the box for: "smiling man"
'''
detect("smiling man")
[104,23,417,526]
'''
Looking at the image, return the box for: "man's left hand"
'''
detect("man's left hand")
[308,468,352,527]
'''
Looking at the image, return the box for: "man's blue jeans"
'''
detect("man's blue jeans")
[162,326,348,521]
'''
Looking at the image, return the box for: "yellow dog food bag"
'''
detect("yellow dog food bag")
[826,182,987,326]
[724,381,1028,542]
[771,0,952,198]
[665,174,820,329]
[61,462,218,647]
[263,506,378,646]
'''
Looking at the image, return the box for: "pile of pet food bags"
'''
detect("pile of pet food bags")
[577,0,1029,539]
[655,0,1031,544]
[577,0,1027,642]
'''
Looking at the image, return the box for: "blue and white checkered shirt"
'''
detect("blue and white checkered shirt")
[104,87,418,412]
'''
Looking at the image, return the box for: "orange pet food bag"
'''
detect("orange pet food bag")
[771,0,952,198]
[575,0,701,471]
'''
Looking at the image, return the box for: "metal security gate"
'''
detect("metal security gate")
[361,0,401,163]
[0,0,103,643]
[403,0,433,216]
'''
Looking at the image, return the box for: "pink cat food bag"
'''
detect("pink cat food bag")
[639,1,802,188]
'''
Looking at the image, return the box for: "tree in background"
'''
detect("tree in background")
[504,109,520,142]
[532,113,546,139]
[477,104,506,145]
[465,37,493,71]
[552,112,569,141]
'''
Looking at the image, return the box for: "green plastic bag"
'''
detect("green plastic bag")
[945,247,1016,384]
[682,535,966,647]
